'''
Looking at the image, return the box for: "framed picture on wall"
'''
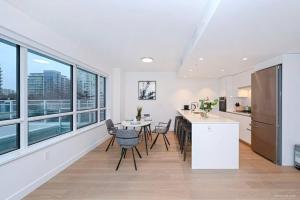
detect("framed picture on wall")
[138,81,156,100]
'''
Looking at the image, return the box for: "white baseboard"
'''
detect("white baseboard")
[7,134,110,200]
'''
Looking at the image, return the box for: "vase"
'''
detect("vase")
[136,115,141,121]
[201,111,208,118]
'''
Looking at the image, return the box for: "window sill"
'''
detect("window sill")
[0,121,106,166]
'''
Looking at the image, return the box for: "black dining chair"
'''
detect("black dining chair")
[115,129,142,171]
[150,119,172,151]
[105,119,121,152]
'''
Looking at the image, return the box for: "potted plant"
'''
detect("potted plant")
[199,98,218,117]
[136,106,142,121]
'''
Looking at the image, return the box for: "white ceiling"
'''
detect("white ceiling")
[4,0,300,77]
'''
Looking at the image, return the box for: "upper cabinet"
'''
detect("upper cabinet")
[219,69,254,97]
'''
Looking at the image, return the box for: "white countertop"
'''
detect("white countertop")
[177,109,239,124]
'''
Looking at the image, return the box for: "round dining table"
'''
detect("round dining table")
[121,120,152,155]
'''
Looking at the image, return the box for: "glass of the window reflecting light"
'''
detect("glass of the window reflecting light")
[0,39,19,121]
[28,115,72,145]
[77,69,97,111]
[0,124,20,155]
[77,111,97,128]
[100,110,106,122]
[27,51,72,117]
[99,76,106,108]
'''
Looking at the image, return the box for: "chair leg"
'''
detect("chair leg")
[132,148,137,171]
[148,125,152,141]
[164,135,170,146]
[150,133,160,149]
[105,136,114,152]
[123,149,127,158]
[111,135,115,146]
[134,146,142,158]
[116,148,125,171]
[184,133,188,161]
[163,135,169,151]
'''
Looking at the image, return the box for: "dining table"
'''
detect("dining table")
[121,120,152,155]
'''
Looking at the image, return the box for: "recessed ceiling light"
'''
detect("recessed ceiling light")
[188,69,193,72]
[141,57,153,63]
[199,57,204,61]
[34,59,49,64]
[220,69,225,72]
[242,57,248,61]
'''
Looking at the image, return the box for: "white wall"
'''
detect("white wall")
[254,54,300,166]
[122,72,219,130]
[0,2,112,199]
[281,54,300,166]
[0,126,109,200]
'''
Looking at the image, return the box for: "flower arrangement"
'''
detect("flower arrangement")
[136,106,143,121]
[199,98,218,115]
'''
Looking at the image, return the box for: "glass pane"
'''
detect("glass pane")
[99,76,106,108]
[0,124,19,155]
[27,51,72,117]
[100,110,106,122]
[77,69,97,110]
[28,115,72,145]
[0,39,19,121]
[77,111,97,128]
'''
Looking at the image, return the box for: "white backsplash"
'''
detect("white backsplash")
[227,97,251,112]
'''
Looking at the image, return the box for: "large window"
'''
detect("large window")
[27,50,73,145]
[0,36,108,158]
[99,76,106,121]
[0,39,20,155]
[27,50,72,117]
[77,68,97,128]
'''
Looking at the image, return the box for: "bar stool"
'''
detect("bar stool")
[182,124,192,161]
[174,116,183,135]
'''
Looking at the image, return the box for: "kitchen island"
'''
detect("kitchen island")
[177,109,239,169]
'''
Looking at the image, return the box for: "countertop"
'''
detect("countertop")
[177,110,239,124]
[226,111,251,117]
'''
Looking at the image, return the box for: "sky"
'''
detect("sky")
[0,41,71,90]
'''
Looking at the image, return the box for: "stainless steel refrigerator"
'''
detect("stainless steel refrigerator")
[251,65,282,164]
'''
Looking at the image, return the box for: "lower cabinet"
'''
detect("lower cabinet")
[218,112,251,145]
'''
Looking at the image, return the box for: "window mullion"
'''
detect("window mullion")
[73,65,77,132]
[20,46,28,149]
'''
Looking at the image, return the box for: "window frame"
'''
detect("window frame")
[99,76,107,122]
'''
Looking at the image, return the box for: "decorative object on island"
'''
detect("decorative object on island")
[190,102,198,111]
[199,98,218,117]
[138,81,156,100]
[136,106,142,121]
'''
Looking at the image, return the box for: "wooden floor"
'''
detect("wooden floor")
[25,132,300,200]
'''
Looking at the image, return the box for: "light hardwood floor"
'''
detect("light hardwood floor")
[25,132,300,200]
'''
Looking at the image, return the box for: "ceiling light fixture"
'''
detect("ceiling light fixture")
[242,57,248,61]
[220,69,225,72]
[141,57,154,63]
[188,69,193,72]
[33,59,49,64]
[199,57,204,61]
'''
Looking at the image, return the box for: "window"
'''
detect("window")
[0,124,20,155]
[0,39,20,155]
[77,68,97,128]
[28,115,72,145]
[99,76,106,121]
[0,39,19,121]
[77,68,97,111]
[77,111,97,129]
[27,50,72,117]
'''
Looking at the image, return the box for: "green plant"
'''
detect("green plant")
[136,106,142,121]
[199,98,218,113]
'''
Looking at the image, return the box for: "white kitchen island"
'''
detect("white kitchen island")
[177,110,239,169]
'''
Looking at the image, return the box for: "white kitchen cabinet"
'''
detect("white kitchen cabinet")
[218,111,251,145]
[232,69,254,97]
[219,76,234,97]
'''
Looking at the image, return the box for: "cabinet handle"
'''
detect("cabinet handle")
[246,128,251,131]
